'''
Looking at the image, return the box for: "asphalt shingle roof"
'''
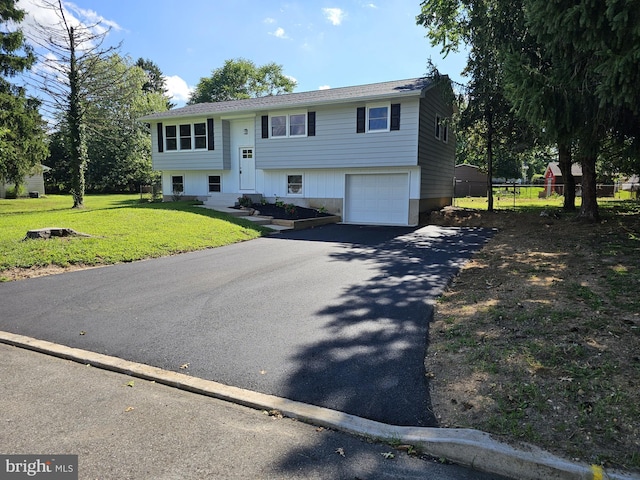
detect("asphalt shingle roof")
[140,77,434,121]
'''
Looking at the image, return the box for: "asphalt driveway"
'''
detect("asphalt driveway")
[0,224,493,426]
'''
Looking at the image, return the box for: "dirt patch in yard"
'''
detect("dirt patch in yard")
[0,264,103,282]
[425,204,640,472]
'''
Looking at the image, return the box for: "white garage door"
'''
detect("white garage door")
[345,173,409,225]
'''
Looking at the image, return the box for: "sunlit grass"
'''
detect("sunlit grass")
[454,192,637,210]
[0,195,269,273]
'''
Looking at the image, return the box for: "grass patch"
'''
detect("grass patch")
[0,195,270,278]
[427,200,640,472]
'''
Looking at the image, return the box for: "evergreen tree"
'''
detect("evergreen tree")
[0,0,48,191]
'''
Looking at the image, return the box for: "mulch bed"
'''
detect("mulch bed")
[237,203,333,220]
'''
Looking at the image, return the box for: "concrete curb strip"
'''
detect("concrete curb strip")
[1,331,637,480]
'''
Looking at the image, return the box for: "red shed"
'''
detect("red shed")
[543,162,582,196]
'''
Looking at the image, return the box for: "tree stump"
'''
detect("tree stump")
[24,228,91,241]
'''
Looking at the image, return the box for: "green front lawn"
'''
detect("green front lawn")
[0,195,269,279]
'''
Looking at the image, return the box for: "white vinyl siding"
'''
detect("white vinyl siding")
[255,100,420,169]
[261,167,420,201]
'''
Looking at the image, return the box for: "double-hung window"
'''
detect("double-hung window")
[368,105,389,132]
[357,104,400,133]
[180,124,192,150]
[271,115,287,137]
[270,113,307,138]
[194,123,207,149]
[166,126,177,150]
[289,114,306,136]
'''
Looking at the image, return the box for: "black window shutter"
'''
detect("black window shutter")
[157,123,163,152]
[308,112,316,136]
[356,107,366,133]
[207,118,215,150]
[261,115,269,138]
[390,103,401,131]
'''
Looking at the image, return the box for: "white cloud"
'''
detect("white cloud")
[286,75,298,87]
[318,85,331,90]
[65,2,122,33]
[18,0,121,50]
[365,3,377,8]
[322,7,346,26]
[270,27,289,39]
[164,75,193,104]
[264,17,276,24]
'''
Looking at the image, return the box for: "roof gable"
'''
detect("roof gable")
[141,77,435,121]
[547,162,583,177]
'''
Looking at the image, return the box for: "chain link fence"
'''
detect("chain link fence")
[453,182,639,208]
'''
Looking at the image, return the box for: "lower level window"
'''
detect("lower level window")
[208,175,221,192]
[287,174,302,195]
[172,175,184,193]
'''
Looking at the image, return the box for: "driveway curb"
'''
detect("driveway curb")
[1,331,637,480]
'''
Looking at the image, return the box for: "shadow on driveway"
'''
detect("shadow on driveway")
[0,224,494,428]
[274,225,494,426]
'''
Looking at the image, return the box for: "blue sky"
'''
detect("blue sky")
[19,0,468,107]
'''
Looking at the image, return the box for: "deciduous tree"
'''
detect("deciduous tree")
[188,58,296,104]
[27,0,120,208]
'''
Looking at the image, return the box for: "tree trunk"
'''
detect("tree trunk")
[486,108,494,212]
[577,137,600,222]
[557,141,576,211]
[67,26,87,209]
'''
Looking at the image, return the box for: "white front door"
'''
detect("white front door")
[239,147,255,190]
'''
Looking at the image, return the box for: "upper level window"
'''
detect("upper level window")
[271,115,287,137]
[179,124,192,150]
[194,123,207,149]
[166,125,177,150]
[289,114,306,136]
[368,106,389,131]
[270,113,307,138]
[435,114,449,142]
[166,122,208,151]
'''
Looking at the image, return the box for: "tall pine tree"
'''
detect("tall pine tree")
[0,0,48,192]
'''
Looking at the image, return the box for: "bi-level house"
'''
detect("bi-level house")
[140,77,455,226]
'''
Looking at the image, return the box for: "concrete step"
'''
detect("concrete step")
[241,215,274,225]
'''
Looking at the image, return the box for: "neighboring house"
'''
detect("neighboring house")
[543,162,583,196]
[454,164,487,197]
[140,77,456,226]
[0,164,49,198]
[620,175,639,191]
